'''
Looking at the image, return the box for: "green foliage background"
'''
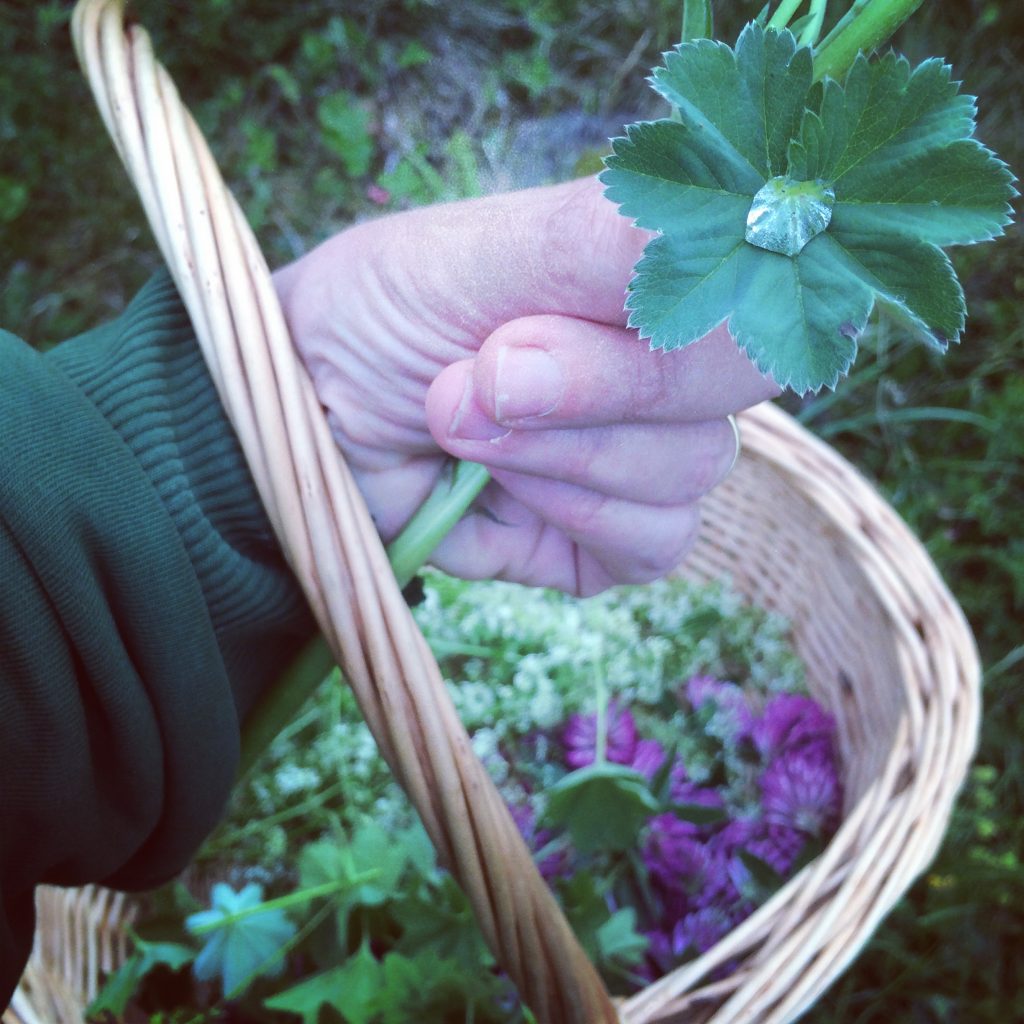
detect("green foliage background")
[2,0,1021,1020]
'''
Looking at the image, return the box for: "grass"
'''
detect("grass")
[3,0,1022,1020]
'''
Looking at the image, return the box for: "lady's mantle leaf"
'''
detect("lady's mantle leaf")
[794,55,1015,246]
[542,762,659,855]
[186,882,296,996]
[88,940,194,1016]
[264,942,383,1024]
[601,22,1017,393]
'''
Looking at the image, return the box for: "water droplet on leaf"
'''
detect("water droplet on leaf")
[746,177,836,257]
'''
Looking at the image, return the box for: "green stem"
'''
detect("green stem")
[768,0,806,30]
[188,876,374,936]
[238,633,336,781]
[799,0,829,46]
[237,458,491,781]
[386,459,491,589]
[594,640,608,765]
[680,0,713,42]
[813,0,927,80]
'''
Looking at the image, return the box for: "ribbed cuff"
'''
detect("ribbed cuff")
[47,270,315,719]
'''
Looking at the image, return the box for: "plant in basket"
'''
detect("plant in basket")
[89,575,844,1021]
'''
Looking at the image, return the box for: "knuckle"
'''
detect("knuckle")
[539,181,608,295]
[560,487,612,537]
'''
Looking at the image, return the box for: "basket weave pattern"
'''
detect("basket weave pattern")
[7,2,980,1021]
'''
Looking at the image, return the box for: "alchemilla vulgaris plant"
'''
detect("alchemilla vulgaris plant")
[601,20,1016,392]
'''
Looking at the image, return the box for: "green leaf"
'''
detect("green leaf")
[792,54,1015,246]
[87,939,194,1017]
[186,882,296,996]
[317,90,374,177]
[823,228,965,347]
[298,820,416,940]
[557,871,613,961]
[596,907,649,966]
[393,874,492,969]
[542,763,659,855]
[603,120,755,233]
[791,55,976,184]
[600,22,1016,393]
[0,176,29,224]
[671,801,730,826]
[397,40,432,69]
[264,942,384,1024]
[652,23,812,183]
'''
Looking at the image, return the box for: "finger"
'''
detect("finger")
[475,314,780,426]
[428,480,702,596]
[430,376,739,506]
[427,316,778,437]
[492,468,703,585]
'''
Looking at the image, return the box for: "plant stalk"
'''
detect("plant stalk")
[813,0,927,80]
[237,458,490,780]
[386,458,491,590]
[188,876,375,935]
[768,0,806,30]
[681,0,713,42]
[799,0,829,46]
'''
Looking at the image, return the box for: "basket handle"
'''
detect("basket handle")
[70,2,619,1020]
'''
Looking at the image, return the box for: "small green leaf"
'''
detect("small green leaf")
[542,763,659,854]
[397,40,432,69]
[557,870,613,961]
[87,939,194,1016]
[671,801,730,826]
[298,820,415,940]
[317,90,374,177]
[394,874,493,969]
[265,63,301,105]
[596,907,649,966]
[0,176,29,224]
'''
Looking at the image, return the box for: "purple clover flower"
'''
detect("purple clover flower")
[672,906,734,957]
[636,928,675,982]
[705,817,806,905]
[747,823,805,876]
[562,700,637,769]
[631,738,667,781]
[761,748,841,838]
[642,813,707,892]
[752,693,837,762]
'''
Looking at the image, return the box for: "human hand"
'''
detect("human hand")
[273,177,780,596]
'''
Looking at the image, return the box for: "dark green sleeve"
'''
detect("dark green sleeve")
[0,271,316,1004]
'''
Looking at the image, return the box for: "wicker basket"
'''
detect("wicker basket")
[7,2,981,1022]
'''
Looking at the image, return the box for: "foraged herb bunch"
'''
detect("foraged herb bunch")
[141,575,834,1020]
